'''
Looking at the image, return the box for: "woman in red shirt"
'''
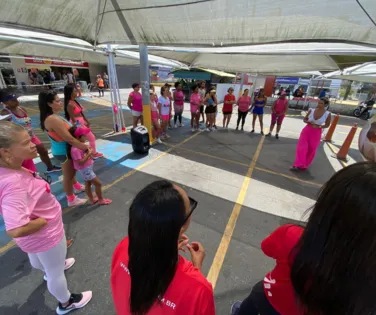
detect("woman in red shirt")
[111,180,215,315]
[222,87,236,129]
[232,161,376,315]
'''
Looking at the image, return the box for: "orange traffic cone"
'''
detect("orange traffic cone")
[323,114,339,142]
[335,124,358,161]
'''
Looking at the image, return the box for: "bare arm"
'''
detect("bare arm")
[323,113,332,129]
[282,100,289,115]
[7,218,47,238]
[45,116,88,151]
[213,95,218,106]
[272,100,276,113]
[303,109,311,123]
[127,95,133,108]
[77,149,93,165]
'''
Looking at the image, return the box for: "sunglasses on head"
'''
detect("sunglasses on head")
[182,196,198,224]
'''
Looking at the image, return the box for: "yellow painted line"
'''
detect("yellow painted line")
[1,132,201,254]
[325,142,348,168]
[163,142,322,187]
[207,136,265,288]
[63,132,201,215]
[0,240,15,255]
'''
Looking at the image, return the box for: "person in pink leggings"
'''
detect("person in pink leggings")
[190,84,202,132]
[64,84,103,159]
[266,92,289,139]
[0,121,92,314]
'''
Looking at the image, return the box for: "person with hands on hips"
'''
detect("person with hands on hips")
[0,121,92,315]
[291,98,331,171]
[111,180,215,315]
[266,91,289,139]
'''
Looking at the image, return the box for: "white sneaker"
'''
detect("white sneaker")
[205,128,210,132]
[179,123,184,127]
[156,138,163,144]
[68,197,87,207]
[56,291,93,315]
[44,258,76,281]
[191,128,195,132]
[174,124,177,128]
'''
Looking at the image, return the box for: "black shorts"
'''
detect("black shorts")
[205,106,217,114]
[199,106,204,113]
[223,111,232,115]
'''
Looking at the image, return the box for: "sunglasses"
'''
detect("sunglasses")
[183,196,198,224]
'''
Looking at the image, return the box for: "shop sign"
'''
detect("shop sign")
[24,56,89,68]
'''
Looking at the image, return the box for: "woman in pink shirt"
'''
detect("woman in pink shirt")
[173,82,185,128]
[236,89,251,131]
[0,121,92,314]
[266,92,289,139]
[127,83,143,128]
[190,84,202,132]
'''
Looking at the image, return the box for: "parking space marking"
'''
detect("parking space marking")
[206,136,265,289]
[163,142,322,188]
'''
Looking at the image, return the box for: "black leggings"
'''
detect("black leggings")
[238,280,280,315]
[237,110,248,128]
[174,112,182,124]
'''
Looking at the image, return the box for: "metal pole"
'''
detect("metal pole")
[110,52,123,131]
[139,45,153,142]
[112,60,126,131]
[106,45,118,132]
[304,75,313,110]
[239,73,246,98]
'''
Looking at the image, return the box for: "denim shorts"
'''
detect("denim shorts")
[78,165,97,181]
[53,154,69,164]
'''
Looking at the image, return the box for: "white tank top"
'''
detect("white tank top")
[308,109,330,125]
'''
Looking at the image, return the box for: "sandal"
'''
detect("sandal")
[90,197,99,205]
[98,198,112,205]
[66,238,74,249]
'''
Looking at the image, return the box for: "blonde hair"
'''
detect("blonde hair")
[0,121,25,149]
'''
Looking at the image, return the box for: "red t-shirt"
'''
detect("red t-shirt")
[111,237,215,315]
[223,94,236,112]
[262,224,304,315]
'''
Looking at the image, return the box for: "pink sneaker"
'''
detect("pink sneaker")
[56,291,93,314]
[92,152,104,160]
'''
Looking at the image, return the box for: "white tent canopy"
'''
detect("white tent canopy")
[1,0,376,47]
[0,28,186,67]
[325,62,376,83]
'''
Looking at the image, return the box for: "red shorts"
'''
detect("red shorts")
[161,114,170,121]
[151,111,159,121]
[271,113,285,125]
[31,135,41,145]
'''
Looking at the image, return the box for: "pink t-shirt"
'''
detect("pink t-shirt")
[0,168,64,253]
[174,90,184,106]
[237,96,251,112]
[274,98,288,114]
[71,147,94,170]
[130,91,143,112]
[151,99,158,112]
[190,92,201,112]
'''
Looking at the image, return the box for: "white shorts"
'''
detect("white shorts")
[132,110,142,117]
[78,165,96,181]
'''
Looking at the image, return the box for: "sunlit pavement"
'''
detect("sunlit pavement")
[0,98,366,314]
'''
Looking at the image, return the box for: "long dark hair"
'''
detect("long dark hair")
[291,162,376,315]
[64,84,74,120]
[38,91,56,131]
[128,180,186,315]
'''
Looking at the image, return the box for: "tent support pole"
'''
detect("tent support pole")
[139,45,153,142]
[106,44,119,132]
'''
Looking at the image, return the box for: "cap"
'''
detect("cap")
[210,89,216,93]
[74,127,91,138]
[0,93,18,103]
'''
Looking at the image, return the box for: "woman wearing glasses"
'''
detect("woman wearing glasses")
[111,180,215,315]
[0,121,92,314]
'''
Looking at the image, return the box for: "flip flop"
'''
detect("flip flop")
[98,198,112,205]
[66,238,74,248]
[90,197,99,205]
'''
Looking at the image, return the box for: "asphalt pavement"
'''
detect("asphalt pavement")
[0,97,366,315]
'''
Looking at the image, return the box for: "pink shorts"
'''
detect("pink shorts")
[271,113,285,125]
[161,114,170,121]
[190,105,199,113]
[151,111,159,120]
[31,135,41,145]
